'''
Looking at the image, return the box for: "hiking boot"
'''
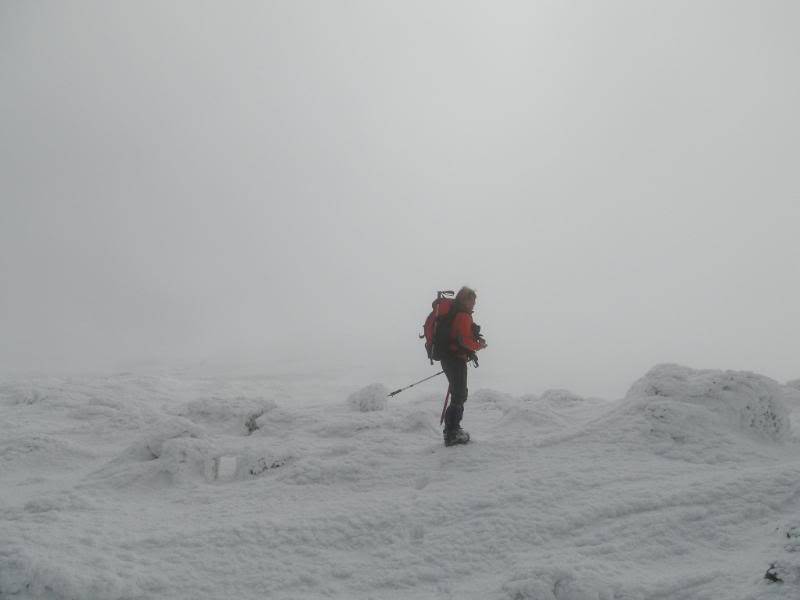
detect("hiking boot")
[443,428,470,447]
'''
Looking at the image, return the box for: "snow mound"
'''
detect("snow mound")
[347,383,388,412]
[123,417,207,460]
[88,418,212,488]
[786,379,800,391]
[539,389,587,407]
[624,364,791,443]
[176,395,277,434]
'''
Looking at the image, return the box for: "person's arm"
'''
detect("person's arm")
[453,313,485,352]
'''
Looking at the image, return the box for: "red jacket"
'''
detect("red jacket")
[448,310,483,358]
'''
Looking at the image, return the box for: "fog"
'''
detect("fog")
[2,1,798,398]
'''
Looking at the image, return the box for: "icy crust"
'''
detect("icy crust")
[626,364,791,441]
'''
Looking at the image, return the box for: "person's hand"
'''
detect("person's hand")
[479,339,488,349]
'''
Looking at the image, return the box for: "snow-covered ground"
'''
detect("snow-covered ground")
[2,363,800,599]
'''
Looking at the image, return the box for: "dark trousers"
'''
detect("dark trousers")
[441,357,468,432]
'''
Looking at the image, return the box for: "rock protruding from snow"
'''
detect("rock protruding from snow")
[626,364,790,441]
[347,383,388,412]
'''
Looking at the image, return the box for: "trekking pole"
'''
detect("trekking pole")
[440,386,451,425]
[387,371,445,397]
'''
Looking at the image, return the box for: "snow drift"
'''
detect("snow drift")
[581,364,793,464]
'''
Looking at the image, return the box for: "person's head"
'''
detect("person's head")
[455,286,477,312]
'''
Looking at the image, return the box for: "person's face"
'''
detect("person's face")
[464,296,476,312]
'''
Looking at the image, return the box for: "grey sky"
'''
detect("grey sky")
[2,1,798,397]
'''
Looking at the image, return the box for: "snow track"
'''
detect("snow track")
[1,365,799,599]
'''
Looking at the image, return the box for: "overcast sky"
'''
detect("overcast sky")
[2,1,798,397]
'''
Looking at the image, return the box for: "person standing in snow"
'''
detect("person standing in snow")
[441,286,487,446]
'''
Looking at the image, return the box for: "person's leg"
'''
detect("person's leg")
[441,358,457,433]
[442,358,469,442]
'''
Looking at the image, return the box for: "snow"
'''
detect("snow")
[1,364,800,599]
[626,364,791,441]
[347,383,389,412]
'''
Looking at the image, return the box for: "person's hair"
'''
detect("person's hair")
[455,286,477,305]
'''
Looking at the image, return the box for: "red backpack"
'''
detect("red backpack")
[421,290,456,364]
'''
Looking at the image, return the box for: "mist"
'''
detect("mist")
[2,1,798,398]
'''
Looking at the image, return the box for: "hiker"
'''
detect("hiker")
[440,286,487,446]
